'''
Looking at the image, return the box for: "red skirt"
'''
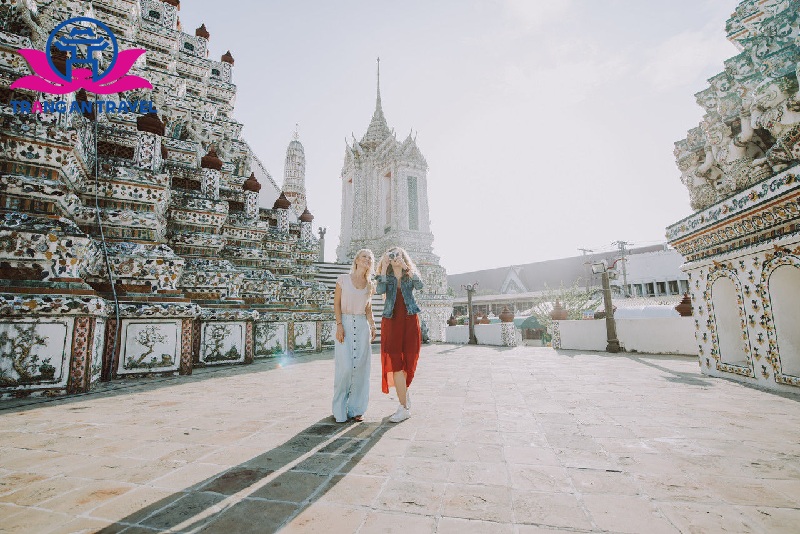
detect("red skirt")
[380,288,421,393]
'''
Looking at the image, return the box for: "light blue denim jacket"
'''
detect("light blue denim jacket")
[375,271,423,318]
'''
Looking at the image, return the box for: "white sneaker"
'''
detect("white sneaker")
[389,405,410,423]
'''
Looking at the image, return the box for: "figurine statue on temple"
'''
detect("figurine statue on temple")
[700,111,763,195]
[750,74,800,174]
[677,142,718,210]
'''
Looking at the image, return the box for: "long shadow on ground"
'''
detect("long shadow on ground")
[97,416,391,533]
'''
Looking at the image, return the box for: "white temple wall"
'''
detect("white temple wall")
[554,317,696,355]
[683,234,800,393]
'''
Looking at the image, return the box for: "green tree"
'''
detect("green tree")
[525,282,601,332]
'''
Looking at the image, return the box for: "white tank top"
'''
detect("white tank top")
[337,273,371,315]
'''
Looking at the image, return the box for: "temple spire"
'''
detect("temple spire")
[376,57,382,113]
[361,57,391,149]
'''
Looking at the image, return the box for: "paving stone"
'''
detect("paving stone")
[279,502,366,533]
[511,490,593,530]
[581,493,678,533]
[249,470,330,502]
[375,478,446,515]
[441,483,514,522]
[138,491,227,529]
[315,474,386,506]
[196,498,298,533]
[199,467,274,495]
[359,510,437,533]
[3,507,72,534]
[436,516,514,534]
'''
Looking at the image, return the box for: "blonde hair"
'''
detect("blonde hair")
[350,248,376,295]
[386,246,419,278]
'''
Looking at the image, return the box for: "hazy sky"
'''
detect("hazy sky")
[179,0,741,274]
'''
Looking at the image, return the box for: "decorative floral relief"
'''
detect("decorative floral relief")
[0,295,107,317]
[292,321,317,352]
[0,320,69,388]
[120,321,179,372]
[254,322,287,357]
[118,303,201,318]
[320,321,335,345]
[200,322,244,364]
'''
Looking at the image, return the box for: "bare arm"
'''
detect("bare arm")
[334,282,344,343]
[366,300,376,341]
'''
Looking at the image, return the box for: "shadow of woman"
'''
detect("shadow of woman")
[97,416,391,533]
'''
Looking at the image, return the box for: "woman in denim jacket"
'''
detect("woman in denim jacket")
[375,247,423,423]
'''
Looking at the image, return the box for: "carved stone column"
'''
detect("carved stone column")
[201,147,222,200]
[135,113,165,171]
[299,208,314,243]
[243,172,261,219]
[273,192,291,234]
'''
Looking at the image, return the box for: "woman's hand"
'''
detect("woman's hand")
[378,256,388,275]
[335,323,344,343]
[370,323,377,341]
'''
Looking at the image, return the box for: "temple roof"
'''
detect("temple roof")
[448,245,666,297]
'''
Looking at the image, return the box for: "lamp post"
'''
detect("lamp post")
[591,260,620,353]
[462,282,478,345]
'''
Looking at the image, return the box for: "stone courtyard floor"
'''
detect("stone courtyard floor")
[1,345,799,534]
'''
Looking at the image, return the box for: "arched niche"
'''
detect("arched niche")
[710,275,749,369]
[767,263,800,380]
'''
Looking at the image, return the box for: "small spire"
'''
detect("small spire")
[293,122,300,141]
[376,57,382,113]
[361,57,391,148]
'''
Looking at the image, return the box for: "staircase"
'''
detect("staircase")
[314,262,384,342]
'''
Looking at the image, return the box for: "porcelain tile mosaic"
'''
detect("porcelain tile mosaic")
[0,1,333,397]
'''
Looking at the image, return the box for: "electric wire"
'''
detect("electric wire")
[93,113,120,376]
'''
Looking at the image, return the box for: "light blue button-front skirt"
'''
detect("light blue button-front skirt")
[332,314,371,422]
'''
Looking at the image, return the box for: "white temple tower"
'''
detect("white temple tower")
[336,60,453,341]
[283,129,307,218]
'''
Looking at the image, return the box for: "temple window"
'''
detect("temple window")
[407,176,419,231]
[668,280,679,294]
[383,172,392,230]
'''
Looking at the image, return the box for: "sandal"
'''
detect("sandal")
[353,415,364,422]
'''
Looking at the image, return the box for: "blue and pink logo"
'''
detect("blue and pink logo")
[9,17,155,114]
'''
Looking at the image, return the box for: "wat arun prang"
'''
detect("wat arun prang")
[669,0,800,393]
[336,61,453,342]
[0,0,334,397]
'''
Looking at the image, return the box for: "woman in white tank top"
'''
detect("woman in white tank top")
[332,249,376,422]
